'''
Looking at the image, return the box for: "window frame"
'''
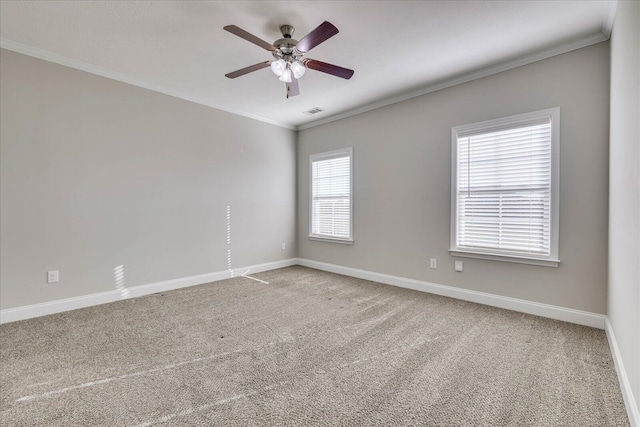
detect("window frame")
[308,147,354,244]
[449,108,560,267]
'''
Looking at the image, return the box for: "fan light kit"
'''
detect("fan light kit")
[270,59,306,82]
[224,22,354,98]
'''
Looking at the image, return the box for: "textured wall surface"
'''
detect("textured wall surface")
[298,42,610,314]
[0,49,297,309]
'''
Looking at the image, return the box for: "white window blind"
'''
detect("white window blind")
[451,108,559,266]
[310,148,352,241]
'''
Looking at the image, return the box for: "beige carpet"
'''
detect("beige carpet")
[0,266,629,426]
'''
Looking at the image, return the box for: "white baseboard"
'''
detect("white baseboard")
[296,258,606,329]
[4,257,632,421]
[0,258,297,324]
[1,256,607,330]
[605,318,640,427]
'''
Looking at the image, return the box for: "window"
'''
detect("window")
[309,148,353,243]
[450,108,560,267]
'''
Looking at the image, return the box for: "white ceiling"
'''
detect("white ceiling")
[0,1,615,129]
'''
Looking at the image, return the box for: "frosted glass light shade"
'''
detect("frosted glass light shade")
[270,59,286,76]
[290,61,306,79]
[279,68,292,83]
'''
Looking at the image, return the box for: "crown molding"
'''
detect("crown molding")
[297,32,609,131]
[0,38,296,131]
[602,0,618,38]
[1,30,610,134]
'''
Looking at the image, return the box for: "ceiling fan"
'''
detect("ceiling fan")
[223,21,354,98]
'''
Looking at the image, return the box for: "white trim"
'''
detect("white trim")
[0,38,296,131]
[605,317,640,427]
[1,33,609,133]
[449,250,559,267]
[0,254,610,331]
[308,148,353,162]
[2,258,630,420]
[296,258,605,329]
[308,236,354,244]
[602,0,618,38]
[297,34,608,131]
[309,147,353,242]
[0,258,297,324]
[450,107,561,266]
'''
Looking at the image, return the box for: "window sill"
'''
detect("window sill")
[449,249,559,267]
[309,235,354,245]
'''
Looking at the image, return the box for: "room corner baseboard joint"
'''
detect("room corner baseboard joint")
[605,318,640,427]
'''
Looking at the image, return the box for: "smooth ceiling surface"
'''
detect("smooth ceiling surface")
[0,1,614,128]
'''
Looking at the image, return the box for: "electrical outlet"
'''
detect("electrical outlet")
[281,242,286,251]
[454,261,463,272]
[429,258,437,269]
[47,270,59,283]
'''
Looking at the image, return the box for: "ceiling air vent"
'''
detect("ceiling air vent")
[304,107,325,115]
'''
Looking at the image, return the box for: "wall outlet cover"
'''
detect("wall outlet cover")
[47,270,59,283]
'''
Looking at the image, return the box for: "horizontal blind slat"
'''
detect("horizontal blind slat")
[311,152,351,239]
[456,118,553,255]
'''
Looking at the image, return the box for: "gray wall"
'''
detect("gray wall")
[0,49,297,310]
[298,42,610,314]
[608,1,640,414]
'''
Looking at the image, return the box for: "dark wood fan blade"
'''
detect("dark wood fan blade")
[223,25,275,51]
[225,61,271,79]
[304,59,354,80]
[295,21,339,53]
[286,77,300,98]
